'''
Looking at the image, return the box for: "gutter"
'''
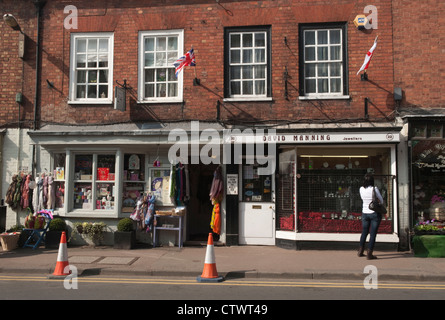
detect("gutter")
[33,0,46,131]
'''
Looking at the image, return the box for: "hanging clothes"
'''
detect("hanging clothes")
[209,166,223,235]
[32,176,40,213]
[21,174,31,209]
[47,175,56,210]
[5,174,18,208]
[169,164,176,205]
[145,195,156,232]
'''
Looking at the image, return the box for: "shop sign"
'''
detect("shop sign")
[413,141,445,170]
[226,174,238,195]
[229,132,399,144]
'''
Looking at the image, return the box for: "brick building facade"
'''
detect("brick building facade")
[1,0,442,250]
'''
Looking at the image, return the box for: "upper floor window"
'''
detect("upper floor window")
[224,26,271,101]
[138,30,184,103]
[69,33,114,104]
[299,23,348,99]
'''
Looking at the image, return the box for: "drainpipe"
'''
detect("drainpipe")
[33,0,46,131]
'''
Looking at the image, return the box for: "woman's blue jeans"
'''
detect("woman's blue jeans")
[359,212,382,251]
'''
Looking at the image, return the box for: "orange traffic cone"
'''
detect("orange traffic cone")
[196,233,224,282]
[53,231,70,276]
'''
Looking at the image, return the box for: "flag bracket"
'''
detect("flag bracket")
[361,72,368,81]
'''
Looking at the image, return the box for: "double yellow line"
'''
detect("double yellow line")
[1,275,445,290]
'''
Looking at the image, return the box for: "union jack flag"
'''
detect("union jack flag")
[173,48,196,78]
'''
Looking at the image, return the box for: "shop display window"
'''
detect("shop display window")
[242,163,272,202]
[122,154,146,212]
[73,153,116,211]
[53,153,66,209]
[293,147,394,234]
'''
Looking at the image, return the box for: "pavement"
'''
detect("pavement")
[1,241,445,282]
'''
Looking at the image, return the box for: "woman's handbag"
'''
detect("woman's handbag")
[368,187,387,214]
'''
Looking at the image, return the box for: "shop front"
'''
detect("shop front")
[25,123,226,246]
[409,120,445,226]
[226,129,401,248]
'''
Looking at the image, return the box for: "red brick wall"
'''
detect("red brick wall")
[3,0,396,128]
[393,0,445,109]
[0,0,37,128]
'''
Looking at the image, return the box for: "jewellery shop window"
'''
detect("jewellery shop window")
[296,147,394,234]
[73,153,116,211]
[242,163,272,202]
[122,154,146,213]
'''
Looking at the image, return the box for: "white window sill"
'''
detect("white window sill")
[299,95,350,101]
[137,98,183,104]
[68,99,113,105]
[223,97,273,102]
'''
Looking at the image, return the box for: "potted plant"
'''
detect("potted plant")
[45,217,67,249]
[71,221,107,246]
[114,217,136,249]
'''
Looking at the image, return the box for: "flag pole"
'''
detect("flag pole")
[192,45,200,85]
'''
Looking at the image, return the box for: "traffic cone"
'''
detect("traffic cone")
[196,233,224,283]
[52,231,70,276]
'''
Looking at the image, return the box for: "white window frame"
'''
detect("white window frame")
[69,32,114,104]
[138,29,184,103]
[299,26,349,100]
[226,29,270,101]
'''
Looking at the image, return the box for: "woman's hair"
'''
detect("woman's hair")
[363,174,374,188]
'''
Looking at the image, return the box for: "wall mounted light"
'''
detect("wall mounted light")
[3,14,25,59]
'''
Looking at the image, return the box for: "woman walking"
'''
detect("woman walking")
[358,174,384,260]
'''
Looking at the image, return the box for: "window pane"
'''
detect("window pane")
[167,68,176,81]
[243,33,253,47]
[87,54,97,68]
[168,83,178,97]
[76,85,86,98]
[88,85,97,98]
[77,70,86,83]
[231,34,240,47]
[305,31,315,45]
[255,65,266,78]
[305,47,315,61]
[145,84,154,97]
[77,39,86,53]
[99,85,108,98]
[156,52,166,66]
[255,80,265,95]
[317,47,328,60]
[231,81,241,95]
[168,37,178,50]
[74,183,92,209]
[76,54,86,68]
[99,70,108,83]
[318,79,329,93]
[243,81,253,94]
[157,83,166,97]
[317,63,328,77]
[88,70,97,83]
[75,154,93,176]
[99,39,108,52]
[330,30,341,44]
[145,69,155,82]
[157,37,166,51]
[243,66,253,79]
[88,39,97,52]
[157,69,167,82]
[230,66,241,80]
[243,49,252,63]
[330,63,341,77]
[231,50,241,63]
[305,79,316,93]
[255,49,265,63]
[330,78,341,93]
[167,52,177,65]
[330,46,341,60]
[305,64,315,77]
[96,183,114,210]
[317,30,328,44]
[255,33,265,47]
[145,53,154,67]
[145,38,154,51]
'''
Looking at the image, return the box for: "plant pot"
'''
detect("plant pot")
[45,231,65,249]
[114,230,136,250]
